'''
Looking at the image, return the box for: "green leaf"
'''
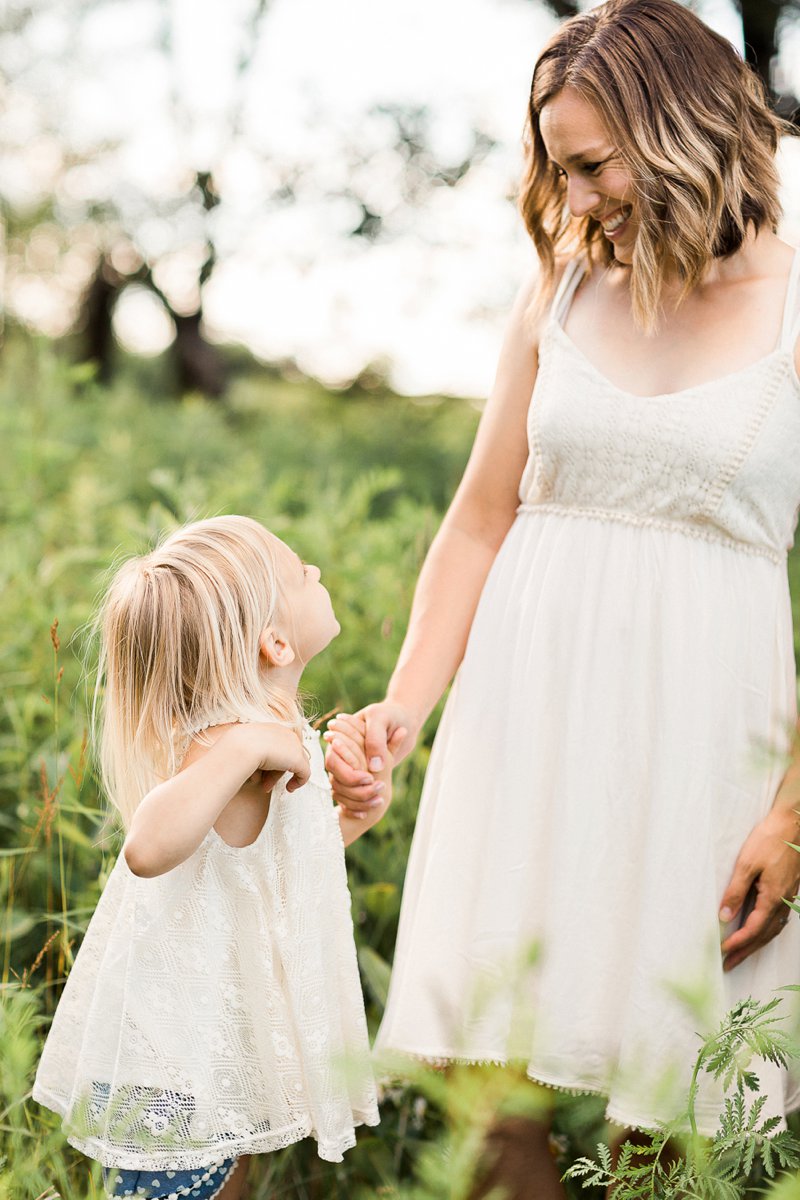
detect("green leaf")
[357,944,392,1011]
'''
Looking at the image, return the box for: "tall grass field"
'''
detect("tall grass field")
[2,334,800,1199]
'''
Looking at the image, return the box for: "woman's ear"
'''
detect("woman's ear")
[259,627,296,668]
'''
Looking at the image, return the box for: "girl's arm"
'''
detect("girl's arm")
[337,756,394,846]
[123,723,310,878]
[329,261,550,804]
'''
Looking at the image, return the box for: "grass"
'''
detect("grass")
[1,329,799,1198]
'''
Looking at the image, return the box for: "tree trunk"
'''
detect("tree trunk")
[739,0,780,91]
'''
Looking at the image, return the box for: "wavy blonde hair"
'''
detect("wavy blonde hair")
[519,0,795,334]
[93,515,303,829]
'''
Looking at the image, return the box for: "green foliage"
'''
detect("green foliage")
[565,999,800,1198]
[1,332,800,1199]
[0,334,480,1198]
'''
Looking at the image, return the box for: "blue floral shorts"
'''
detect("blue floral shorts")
[103,1157,238,1199]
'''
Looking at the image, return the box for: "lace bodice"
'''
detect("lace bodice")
[33,723,378,1169]
[518,248,800,564]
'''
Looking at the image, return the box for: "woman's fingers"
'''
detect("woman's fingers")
[325,746,384,804]
[328,768,383,806]
[324,744,374,788]
[363,710,392,773]
[721,889,792,971]
[719,813,800,970]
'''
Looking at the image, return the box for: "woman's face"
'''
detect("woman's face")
[539,87,637,264]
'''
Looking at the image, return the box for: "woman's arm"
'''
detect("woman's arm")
[329,261,554,802]
[123,723,310,878]
[718,323,800,965]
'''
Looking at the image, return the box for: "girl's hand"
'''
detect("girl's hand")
[323,714,369,773]
[325,705,414,816]
[240,723,311,794]
[719,806,800,971]
[324,714,379,820]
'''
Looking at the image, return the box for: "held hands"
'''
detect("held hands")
[323,713,396,844]
[324,702,416,818]
[719,805,800,972]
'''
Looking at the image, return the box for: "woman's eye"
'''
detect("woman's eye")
[552,164,566,179]
[583,162,602,175]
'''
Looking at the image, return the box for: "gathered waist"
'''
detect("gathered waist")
[515,501,786,567]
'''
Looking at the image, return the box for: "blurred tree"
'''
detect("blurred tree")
[1,0,499,396]
[343,103,497,244]
[739,0,800,118]
[80,171,225,396]
[1,0,264,397]
[2,0,798,397]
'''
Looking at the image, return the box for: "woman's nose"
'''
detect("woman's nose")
[566,176,601,219]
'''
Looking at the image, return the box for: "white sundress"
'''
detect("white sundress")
[33,722,379,1170]
[376,246,800,1135]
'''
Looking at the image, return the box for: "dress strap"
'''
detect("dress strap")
[778,244,800,353]
[550,255,588,327]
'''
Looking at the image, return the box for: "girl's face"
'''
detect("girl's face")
[275,540,340,666]
[539,87,637,264]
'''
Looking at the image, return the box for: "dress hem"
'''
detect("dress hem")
[375,1047,800,1138]
[33,1084,379,1169]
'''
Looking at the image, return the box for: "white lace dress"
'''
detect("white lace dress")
[376,247,800,1134]
[33,723,379,1170]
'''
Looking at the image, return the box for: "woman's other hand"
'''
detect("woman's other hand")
[719,806,800,971]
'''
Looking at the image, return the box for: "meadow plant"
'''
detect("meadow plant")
[566,996,800,1198]
[1,334,799,1197]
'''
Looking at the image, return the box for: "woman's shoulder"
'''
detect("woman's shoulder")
[521,252,577,299]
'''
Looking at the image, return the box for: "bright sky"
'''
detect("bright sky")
[6,0,800,398]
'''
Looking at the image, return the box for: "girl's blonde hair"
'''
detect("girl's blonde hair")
[519,0,795,334]
[94,515,302,829]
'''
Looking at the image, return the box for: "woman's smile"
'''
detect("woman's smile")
[599,204,634,239]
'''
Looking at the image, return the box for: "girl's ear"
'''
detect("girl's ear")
[259,627,296,668]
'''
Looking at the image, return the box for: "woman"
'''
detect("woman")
[328,0,800,1184]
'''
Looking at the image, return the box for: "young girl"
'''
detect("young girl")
[33,515,402,1200]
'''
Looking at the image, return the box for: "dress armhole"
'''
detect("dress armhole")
[786,305,800,383]
[778,245,800,358]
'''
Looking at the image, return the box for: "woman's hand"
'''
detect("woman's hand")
[324,703,417,816]
[719,805,800,972]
